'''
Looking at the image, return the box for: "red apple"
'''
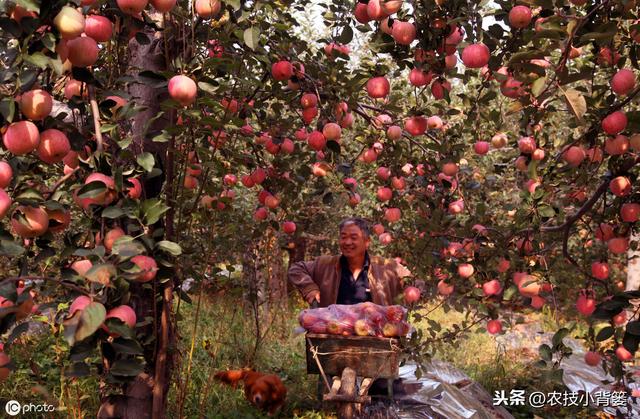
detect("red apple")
[0,162,11,190]
[562,146,585,167]
[168,75,197,106]
[591,262,609,280]
[376,187,393,202]
[282,221,296,234]
[11,205,49,238]
[604,135,629,155]
[392,21,416,45]
[71,259,93,276]
[608,237,628,254]
[3,120,40,155]
[131,255,157,282]
[126,177,142,199]
[437,280,454,296]
[0,189,12,219]
[602,111,627,135]
[97,227,123,254]
[585,351,601,366]
[508,5,532,28]
[611,69,636,96]
[474,141,489,155]
[384,207,401,223]
[322,123,341,141]
[54,6,85,39]
[36,129,71,164]
[482,280,502,297]
[458,263,474,278]
[409,68,433,87]
[616,345,633,361]
[104,305,137,335]
[386,125,402,140]
[271,60,293,81]
[403,286,420,303]
[150,0,176,12]
[19,89,52,121]
[404,116,427,136]
[195,0,220,18]
[307,130,326,151]
[576,293,596,316]
[486,319,502,334]
[610,176,631,197]
[461,43,490,68]
[117,0,149,15]
[69,295,92,316]
[300,93,317,109]
[366,76,390,98]
[85,15,113,42]
[621,203,640,222]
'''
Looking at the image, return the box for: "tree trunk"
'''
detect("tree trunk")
[626,229,640,292]
[99,16,175,418]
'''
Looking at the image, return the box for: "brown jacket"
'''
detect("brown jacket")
[288,254,411,307]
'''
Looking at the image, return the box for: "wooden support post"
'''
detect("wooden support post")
[337,367,356,419]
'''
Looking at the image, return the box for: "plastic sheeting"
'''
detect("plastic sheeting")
[497,326,640,417]
[362,360,514,419]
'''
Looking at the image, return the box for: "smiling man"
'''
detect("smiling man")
[288,217,410,307]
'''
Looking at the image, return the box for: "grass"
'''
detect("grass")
[0,289,604,418]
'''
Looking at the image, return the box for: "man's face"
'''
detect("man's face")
[339,224,370,259]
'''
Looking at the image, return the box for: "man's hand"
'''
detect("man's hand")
[306,291,320,305]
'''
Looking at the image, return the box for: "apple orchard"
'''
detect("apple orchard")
[1,0,640,416]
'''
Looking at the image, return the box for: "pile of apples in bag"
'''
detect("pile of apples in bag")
[297,302,411,337]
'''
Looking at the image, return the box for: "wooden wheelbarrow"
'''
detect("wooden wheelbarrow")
[305,333,401,419]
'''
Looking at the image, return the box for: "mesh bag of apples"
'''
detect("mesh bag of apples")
[298,302,411,337]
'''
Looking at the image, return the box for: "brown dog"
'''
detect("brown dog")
[215,369,287,415]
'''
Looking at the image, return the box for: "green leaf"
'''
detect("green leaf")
[198,82,217,96]
[16,0,39,12]
[596,326,615,342]
[549,368,564,384]
[77,181,107,199]
[137,152,155,172]
[63,310,81,346]
[156,240,182,256]
[552,328,569,347]
[337,25,353,44]
[626,321,640,336]
[112,236,145,258]
[65,362,90,377]
[0,239,25,257]
[111,338,143,355]
[24,52,53,69]
[75,302,106,342]
[0,98,16,123]
[102,206,124,219]
[84,264,116,285]
[531,76,547,97]
[562,88,586,122]
[110,359,144,377]
[538,204,555,218]
[579,22,617,45]
[142,198,170,225]
[41,32,56,52]
[243,27,260,51]
[135,32,150,45]
[103,318,134,339]
[6,322,30,349]
[539,343,552,362]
